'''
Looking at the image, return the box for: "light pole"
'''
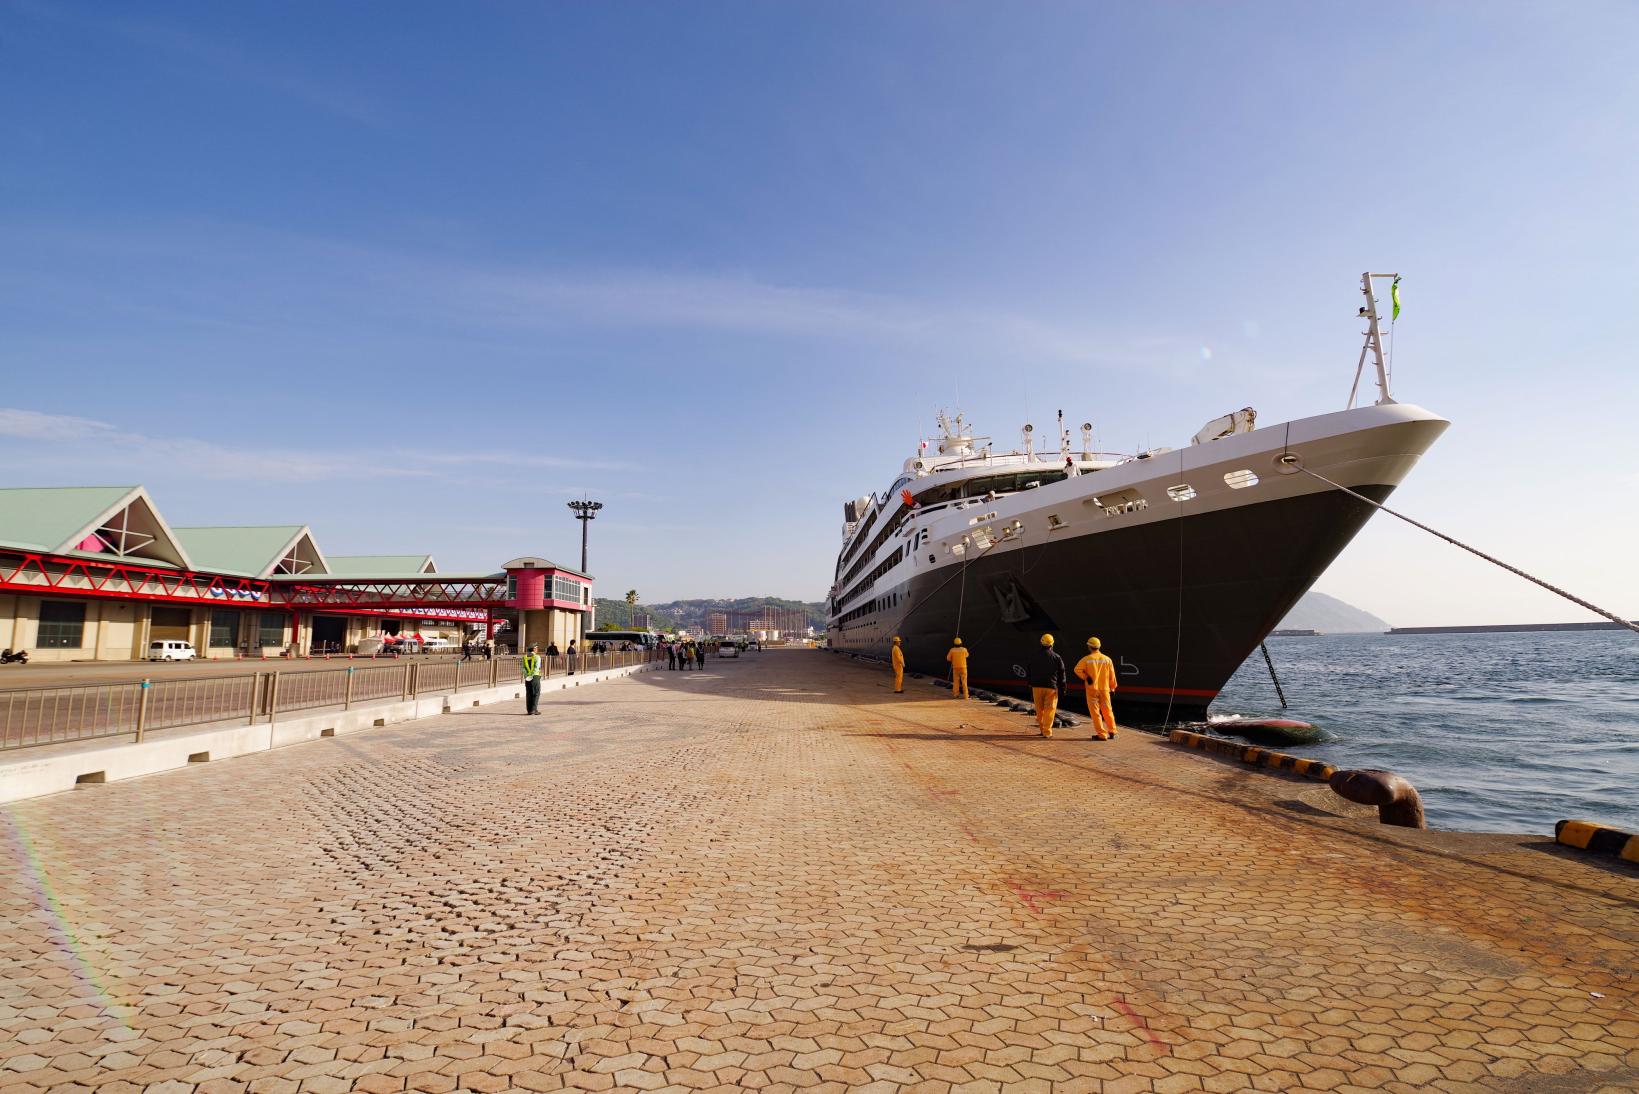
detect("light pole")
[567,498,602,645]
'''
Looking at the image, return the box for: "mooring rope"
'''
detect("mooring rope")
[1259,641,1289,708]
[1295,464,1639,636]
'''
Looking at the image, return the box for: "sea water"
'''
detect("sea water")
[1212,630,1639,834]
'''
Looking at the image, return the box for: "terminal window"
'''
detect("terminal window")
[209,609,240,648]
[257,614,284,648]
[37,601,86,649]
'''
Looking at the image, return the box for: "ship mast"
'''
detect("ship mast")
[1348,271,1397,408]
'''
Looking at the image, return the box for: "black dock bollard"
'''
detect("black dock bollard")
[1329,769,1427,829]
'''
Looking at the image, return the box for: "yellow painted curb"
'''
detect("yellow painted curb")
[1167,729,1336,782]
[1555,818,1639,863]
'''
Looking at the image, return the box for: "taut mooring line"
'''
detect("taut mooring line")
[1294,463,1639,636]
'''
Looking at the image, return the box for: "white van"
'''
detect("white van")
[148,640,196,662]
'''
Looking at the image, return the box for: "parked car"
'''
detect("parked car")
[148,640,197,662]
[421,637,452,652]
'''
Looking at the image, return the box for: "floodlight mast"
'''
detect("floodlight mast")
[566,498,602,574]
[566,498,602,646]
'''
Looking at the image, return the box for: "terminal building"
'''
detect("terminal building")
[0,486,594,662]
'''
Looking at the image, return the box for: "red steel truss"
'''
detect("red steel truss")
[0,549,273,606]
[0,549,510,613]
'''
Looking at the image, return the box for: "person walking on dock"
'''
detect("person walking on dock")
[1029,634,1067,737]
[694,641,706,670]
[522,644,543,715]
[1074,636,1119,740]
[891,636,905,693]
[666,642,678,671]
[566,640,578,675]
[461,637,472,662]
[946,637,970,699]
[677,640,690,670]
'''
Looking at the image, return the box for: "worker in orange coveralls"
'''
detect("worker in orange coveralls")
[946,637,970,699]
[1074,636,1119,740]
[891,635,905,693]
[1028,634,1067,737]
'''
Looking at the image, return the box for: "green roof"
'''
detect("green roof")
[327,554,436,575]
[0,486,143,552]
[172,525,314,578]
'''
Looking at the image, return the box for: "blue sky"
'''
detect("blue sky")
[2,1,1635,624]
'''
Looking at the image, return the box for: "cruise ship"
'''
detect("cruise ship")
[825,273,1448,723]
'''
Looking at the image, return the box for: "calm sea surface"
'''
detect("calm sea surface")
[1211,631,1639,834]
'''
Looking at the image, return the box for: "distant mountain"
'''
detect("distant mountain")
[593,596,825,633]
[1280,591,1389,633]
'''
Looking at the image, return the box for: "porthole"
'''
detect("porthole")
[1224,469,1259,489]
[1166,484,1197,502]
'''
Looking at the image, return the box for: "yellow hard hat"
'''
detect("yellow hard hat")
[952,637,963,646]
[1040,633,1054,646]
[892,636,902,644]
[1086,636,1101,649]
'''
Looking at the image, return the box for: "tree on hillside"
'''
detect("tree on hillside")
[625,589,638,608]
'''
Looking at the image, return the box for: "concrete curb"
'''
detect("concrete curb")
[1555,819,1639,864]
[1167,729,1336,782]
[0,662,659,804]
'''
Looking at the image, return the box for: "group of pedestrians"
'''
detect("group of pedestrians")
[459,637,496,662]
[889,632,1120,741]
[664,638,706,671]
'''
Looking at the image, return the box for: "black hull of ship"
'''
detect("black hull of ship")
[829,484,1394,724]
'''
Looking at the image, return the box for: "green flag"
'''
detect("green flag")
[1391,275,1402,320]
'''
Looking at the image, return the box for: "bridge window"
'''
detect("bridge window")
[1167,484,1198,502]
[1224,469,1259,489]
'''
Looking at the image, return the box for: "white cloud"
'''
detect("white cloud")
[452,264,1188,367]
[0,408,115,440]
[0,408,629,483]
[10,1,385,125]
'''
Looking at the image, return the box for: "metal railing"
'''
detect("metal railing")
[0,649,658,752]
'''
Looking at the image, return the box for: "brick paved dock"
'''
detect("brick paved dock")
[2,650,1635,1093]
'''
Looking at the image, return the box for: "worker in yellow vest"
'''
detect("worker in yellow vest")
[891,636,905,693]
[945,636,969,699]
[521,645,543,716]
[1074,636,1118,740]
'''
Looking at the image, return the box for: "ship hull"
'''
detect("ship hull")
[832,483,1394,723]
